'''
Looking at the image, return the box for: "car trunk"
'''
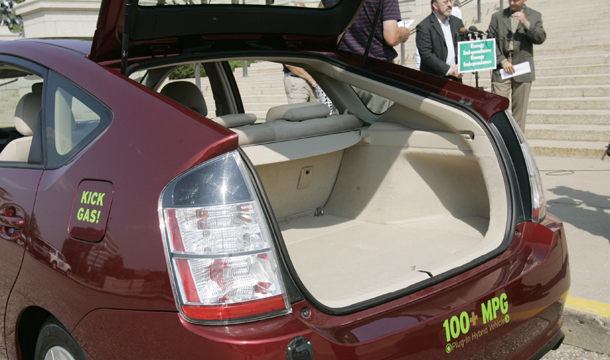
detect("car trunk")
[241,90,509,309]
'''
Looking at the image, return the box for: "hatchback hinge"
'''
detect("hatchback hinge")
[459,97,474,107]
[121,0,136,76]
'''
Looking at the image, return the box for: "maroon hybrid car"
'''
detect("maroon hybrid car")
[0,0,569,359]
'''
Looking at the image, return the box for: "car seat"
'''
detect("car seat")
[0,83,43,162]
[159,81,257,128]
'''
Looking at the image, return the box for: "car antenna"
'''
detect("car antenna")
[361,0,384,69]
[121,0,136,76]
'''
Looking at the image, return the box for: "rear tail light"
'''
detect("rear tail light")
[159,151,291,324]
[506,110,546,222]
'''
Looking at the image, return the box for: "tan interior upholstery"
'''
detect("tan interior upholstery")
[160,81,208,116]
[253,121,507,308]
[234,102,364,146]
[266,102,331,122]
[160,81,257,127]
[0,83,43,162]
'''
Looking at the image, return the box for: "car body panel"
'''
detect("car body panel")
[71,218,568,359]
[0,168,42,359]
[0,39,239,359]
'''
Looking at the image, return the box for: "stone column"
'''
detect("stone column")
[14,0,101,39]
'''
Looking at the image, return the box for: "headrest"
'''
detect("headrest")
[160,81,207,116]
[31,82,43,93]
[212,113,257,128]
[14,84,43,136]
[266,102,330,122]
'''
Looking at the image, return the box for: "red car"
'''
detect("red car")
[0,1,569,359]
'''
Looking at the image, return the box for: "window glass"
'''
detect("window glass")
[46,71,112,166]
[0,65,44,162]
[351,86,393,115]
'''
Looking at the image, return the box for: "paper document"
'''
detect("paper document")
[500,61,531,80]
[398,19,415,28]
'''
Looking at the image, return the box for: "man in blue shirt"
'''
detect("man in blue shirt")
[323,0,410,62]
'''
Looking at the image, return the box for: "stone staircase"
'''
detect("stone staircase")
[203,0,609,157]
[402,0,610,158]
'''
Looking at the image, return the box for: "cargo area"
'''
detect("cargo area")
[242,102,509,308]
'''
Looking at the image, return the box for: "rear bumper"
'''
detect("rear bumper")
[72,218,569,359]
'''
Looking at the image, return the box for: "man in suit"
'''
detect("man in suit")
[488,0,546,131]
[416,0,465,82]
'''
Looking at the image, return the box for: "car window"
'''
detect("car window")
[0,64,45,163]
[351,86,394,115]
[45,71,113,167]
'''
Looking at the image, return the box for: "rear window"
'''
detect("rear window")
[45,71,113,167]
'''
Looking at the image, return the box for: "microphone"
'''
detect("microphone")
[460,26,487,40]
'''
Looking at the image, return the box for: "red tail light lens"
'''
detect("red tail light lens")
[159,151,290,324]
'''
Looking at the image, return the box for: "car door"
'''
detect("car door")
[0,57,46,357]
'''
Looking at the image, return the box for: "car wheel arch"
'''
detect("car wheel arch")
[16,307,52,360]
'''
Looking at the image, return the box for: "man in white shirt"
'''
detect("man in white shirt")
[452,0,462,19]
[415,0,465,82]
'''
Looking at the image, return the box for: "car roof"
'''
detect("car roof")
[89,0,364,66]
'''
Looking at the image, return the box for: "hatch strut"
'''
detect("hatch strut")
[121,0,135,76]
[361,0,385,69]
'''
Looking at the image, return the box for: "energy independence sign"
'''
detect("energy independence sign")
[458,39,496,73]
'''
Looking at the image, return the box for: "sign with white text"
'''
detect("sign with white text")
[458,39,497,73]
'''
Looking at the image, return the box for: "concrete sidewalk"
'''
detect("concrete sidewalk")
[535,155,610,354]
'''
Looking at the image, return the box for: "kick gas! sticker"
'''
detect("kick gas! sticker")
[69,180,114,242]
[442,293,510,354]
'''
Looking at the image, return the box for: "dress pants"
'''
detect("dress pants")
[492,79,532,132]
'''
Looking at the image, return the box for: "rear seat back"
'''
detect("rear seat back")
[159,82,363,146]
[234,102,363,146]
[0,83,43,162]
[159,81,257,127]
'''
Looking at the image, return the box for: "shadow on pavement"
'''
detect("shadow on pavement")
[546,186,610,241]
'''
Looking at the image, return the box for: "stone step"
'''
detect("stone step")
[527,110,610,125]
[238,61,283,74]
[528,139,609,158]
[241,94,288,103]
[534,74,610,86]
[540,36,610,48]
[525,124,610,141]
[535,54,610,67]
[537,44,610,55]
[530,85,610,98]
[237,88,286,96]
[528,97,610,110]
[536,64,610,77]
[550,26,610,37]
[235,74,285,83]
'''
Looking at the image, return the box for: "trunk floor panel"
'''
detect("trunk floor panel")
[280,215,488,308]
